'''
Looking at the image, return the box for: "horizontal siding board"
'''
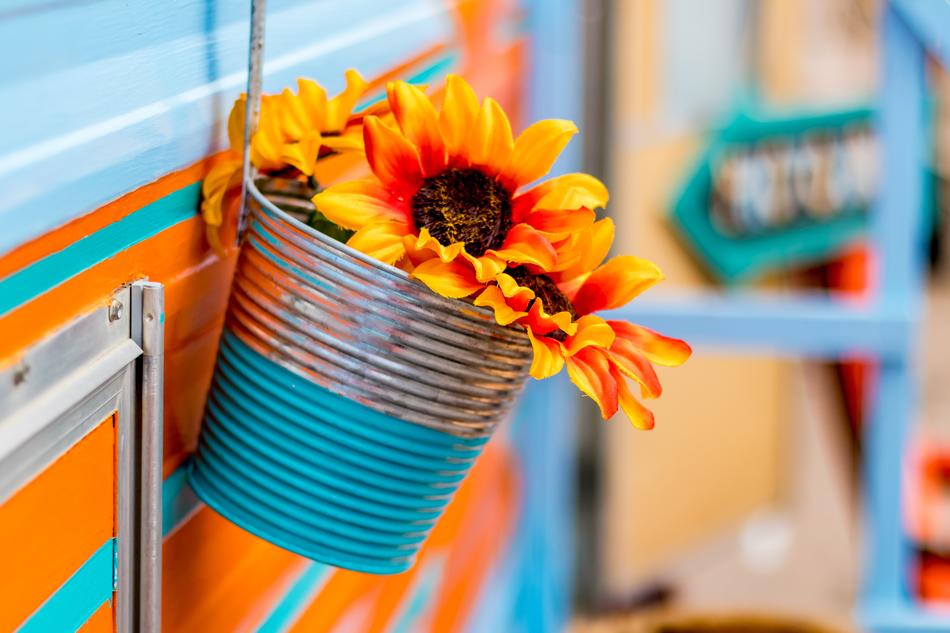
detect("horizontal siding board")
[0,0,453,255]
[0,184,199,315]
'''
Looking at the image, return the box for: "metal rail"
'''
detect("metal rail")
[138,282,165,632]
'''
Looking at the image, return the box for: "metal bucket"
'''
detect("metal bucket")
[189,179,532,574]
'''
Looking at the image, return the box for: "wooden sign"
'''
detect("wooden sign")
[671,108,876,283]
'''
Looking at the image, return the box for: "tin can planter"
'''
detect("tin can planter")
[189,179,532,574]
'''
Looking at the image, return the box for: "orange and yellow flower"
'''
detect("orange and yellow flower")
[473,219,692,428]
[301,73,687,429]
[201,70,371,251]
[311,75,608,291]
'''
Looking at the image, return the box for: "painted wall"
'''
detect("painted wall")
[0,0,579,630]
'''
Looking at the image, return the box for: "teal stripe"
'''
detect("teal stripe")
[163,459,203,536]
[17,538,115,633]
[255,563,330,633]
[0,183,200,316]
[388,557,445,633]
[358,50,459,110]
[405,51,459,85]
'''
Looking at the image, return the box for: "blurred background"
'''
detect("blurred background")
[570,0,949,631]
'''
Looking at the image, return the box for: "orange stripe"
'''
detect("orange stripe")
[287,570,386,633]
[162,504,304,633]
[0,417,115,632]
[76,600,114,633]
[0,156,227,280]
[428,445,520,632]
[0,215,238,366]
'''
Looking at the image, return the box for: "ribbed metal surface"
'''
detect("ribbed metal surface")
[232,180,532,437]
[191,332,491,573]
[190,181,530,572]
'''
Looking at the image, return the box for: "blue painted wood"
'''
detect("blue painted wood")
[0,183,199,316]
[609,293,913,359]
[0,0,455,256]
[15,538,115,633]
[891,0,950,73]
[861,3,932,630]
[861,603,950,633]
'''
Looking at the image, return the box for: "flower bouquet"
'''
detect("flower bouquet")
[190,72,690,574]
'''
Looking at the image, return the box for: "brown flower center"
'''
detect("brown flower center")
[506,267,577,341]
[411,168,512,257]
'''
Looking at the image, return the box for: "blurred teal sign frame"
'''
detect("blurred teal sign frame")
[672,107,875,283]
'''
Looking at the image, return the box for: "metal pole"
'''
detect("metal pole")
[140,283,164,632]
[237,0,268,243]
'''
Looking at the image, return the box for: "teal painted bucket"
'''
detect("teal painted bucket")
[190,181,531,574]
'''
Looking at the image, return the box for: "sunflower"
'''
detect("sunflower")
[311,75,609,292]
[473,219,692,429]
[201,70,371,251]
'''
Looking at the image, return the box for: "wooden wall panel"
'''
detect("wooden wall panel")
[0,418,114,631]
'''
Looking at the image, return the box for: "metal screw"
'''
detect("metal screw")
[109,299,124,322]
[12,363,29,386]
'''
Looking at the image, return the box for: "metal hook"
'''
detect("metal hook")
[237,0,268,244]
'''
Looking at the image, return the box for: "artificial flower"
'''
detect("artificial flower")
[201,70,371,251]
[473,219,692,428]
[311,74,608,292]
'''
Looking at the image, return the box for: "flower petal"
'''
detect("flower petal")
[201,157,243,252]
[250,97,289,170]
[296,78,329,130]
[411,228,467,261]
[320,132,364,153]
[607,337,662,399]
[565,347,618,419]
[410,258,483,299]
[526,207,596,238]
[312,177,411,230]
[363,116,424,193]
[474,286,528,326]
[571,256,664,315]
[468,98,514,176]
[440,75,480,165]
[346,220,410,265]
[523,300,577,337]
[389,81,446,177]
[495,272,536,311]
[462,252,507,283]
[607,320,692,367]
[511,173,608,222]
[613,366,656,430]
[503,120,578,187]
[550,217,615,281]
[487,224,557,271]
[565,314,616,356]
[325,69,367,132]
[227,95,247,151]
[526,327,566,380]
[277,87,311,140]
[280,131,323,176]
